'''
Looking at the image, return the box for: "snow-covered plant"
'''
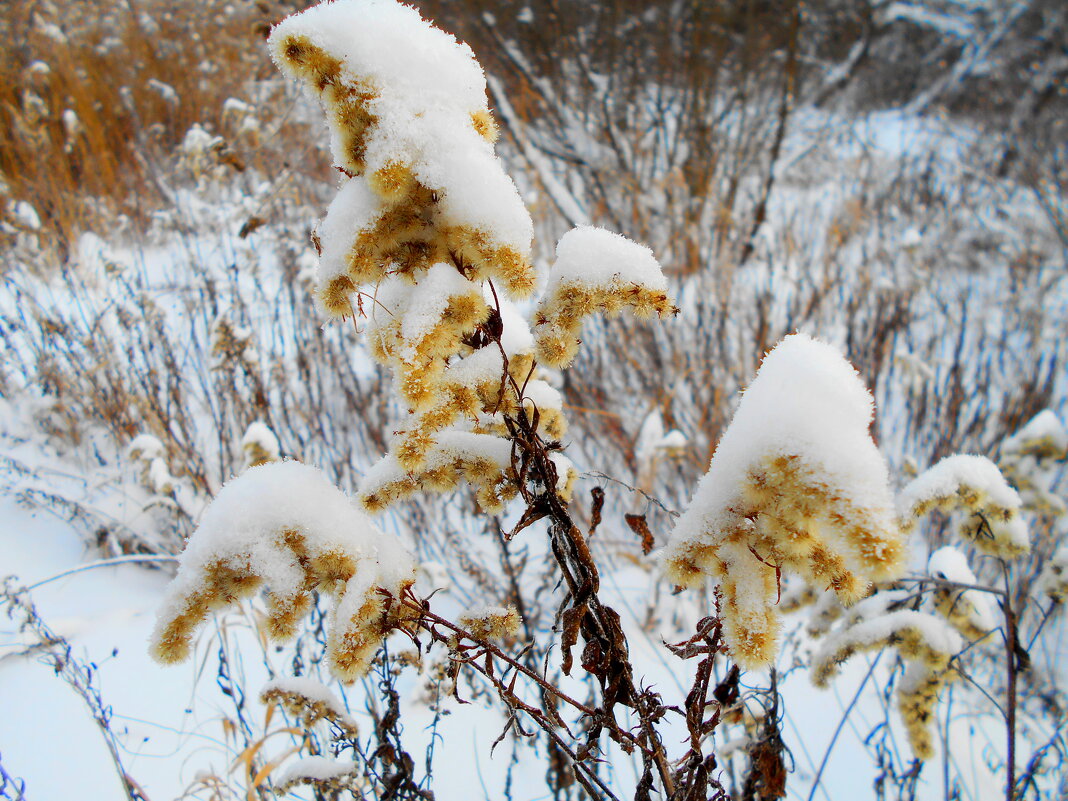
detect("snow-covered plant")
[998,409,1068,515]
[899,454,1029,559]
[240,420,280,468]
[533,227,677,367]
[264,1,669,519]
[456,603,521,643]
[128,433,177,495]
[150,461,416,680]
[1037,544,1068,602]
[261,676,360,736]
[129,1,1064,797]
[275,756,362,796]
[927,546,996,641]
[811,599,963,761]
[662,333,906,668]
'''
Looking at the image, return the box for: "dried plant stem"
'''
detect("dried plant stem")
[503,398,677,796]
[406,598,624,800]
[1001,562,1018,801]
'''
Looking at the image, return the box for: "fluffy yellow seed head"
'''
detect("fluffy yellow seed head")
[369,160,417,202]
[320,274,357,317]
[470,109,499,142]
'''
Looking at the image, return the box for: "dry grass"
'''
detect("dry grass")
[0,0,329,255]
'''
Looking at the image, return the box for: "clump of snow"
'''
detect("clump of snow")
[546,226,668,294]
[899,455,1021,513]
[548,452,579,501]
[147,458,177,495]
[128,433,178,495]
[1001,410,1068,459]
[150,461,417,680]
[128,434,164,461]
[811,609,961,688]
[662,333,904,669]
[999,410,1068,516]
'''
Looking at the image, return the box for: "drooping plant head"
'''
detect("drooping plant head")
[149,461,417,680]
[663,333,906,670]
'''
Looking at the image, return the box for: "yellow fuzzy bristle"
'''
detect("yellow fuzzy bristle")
[320,275,357,317]
[475,483,506,514]
[534,329,578,368]
[444,292,489,328]
[396,429,436,471]
[266,591,313,639]
[470,109,499,143]
[278,35,317,74]
[369,160,417,202]
[422,464,460,492]
[492,246,537,298]
[310,550,357,585]
[359,491,388,514]
[399,362,442,410]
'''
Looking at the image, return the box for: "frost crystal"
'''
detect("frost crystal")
[150,461,417,680]
[662,333,905,669]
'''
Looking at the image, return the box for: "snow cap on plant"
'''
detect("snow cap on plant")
[534,226,677,367]
[898,454,1029,559]
[261,676,359,736]
[267,0,535,315]
[811,604,963,761]
[458,604,522,643]
[926,546,996,641]
[998,409,1068,515]
[149,461,417,681]
[811,609,961,688]
[241,420,280,468]
[662,333,905,670]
